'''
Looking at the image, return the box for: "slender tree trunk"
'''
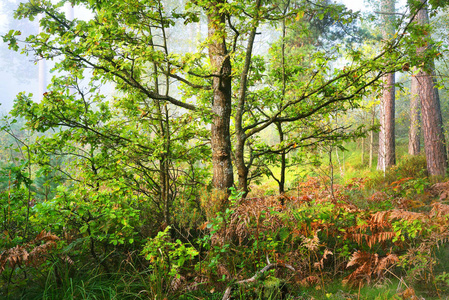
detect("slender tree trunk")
[328,148,335,201]
[413,0,447,176]
[277,5,288,196]
[235,0,262,196]
[409,75,421,155]
[207,2,234,193]
[149,8,172,224]
[157,111,170,224]
[377,0,396,171]
[153,60,171,225]
[361,137,365,165]
[369,108,375,169]
[276,8,287,196]
[161,5,172,224]
[275,122,286,194]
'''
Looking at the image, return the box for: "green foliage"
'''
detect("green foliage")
[0,180,30,247]
[34,184,141,245]
[367,155,428,189]
[2,0,449,298]
[392,218,424,242]
[142,226,199,277]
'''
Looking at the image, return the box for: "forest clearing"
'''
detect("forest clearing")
[2,0,449,299]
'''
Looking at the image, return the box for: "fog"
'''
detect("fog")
[0,0,92,115]
[0,0,368,115]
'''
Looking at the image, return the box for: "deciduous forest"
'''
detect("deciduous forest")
[2,0,449,299]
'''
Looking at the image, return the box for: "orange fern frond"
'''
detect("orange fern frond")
[0,245,28,273]
[349,251,376,267]
[389,209,426,222]
[344,251,396,287]
[373,231,396,245]
[0,231,60,274]
[430,202,449,218]
[374,253,398,278]
[346,233,368,246]
[370,211,391,228]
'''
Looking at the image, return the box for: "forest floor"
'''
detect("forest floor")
[3,156,449,300]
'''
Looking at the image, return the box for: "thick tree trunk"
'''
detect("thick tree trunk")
[409,75,421,155]
[377,0,396,171]
[419,72,447,175]
[207,2,234,193]
[414,0,447,176]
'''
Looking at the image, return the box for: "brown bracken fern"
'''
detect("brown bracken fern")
[343,251,398,287]
[0,230,60,274]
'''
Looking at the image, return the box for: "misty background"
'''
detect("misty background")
[0,0,93,114]
[0,0,39,114]
[0,0,364,115]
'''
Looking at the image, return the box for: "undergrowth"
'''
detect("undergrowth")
[2,156,449,299]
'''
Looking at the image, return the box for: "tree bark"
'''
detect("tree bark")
[150,15,172,225]
[235,0,262,196]
[383,73,396,167]
[414,0,447,176]
[275,122,286,195]
[207,1,234,193]
[369,107,375,169]
[377,97,385,170]
[409,74,421,155]
[377,0,396,171]
[361,137,365,165]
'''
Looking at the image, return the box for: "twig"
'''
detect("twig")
[221,263,296,300]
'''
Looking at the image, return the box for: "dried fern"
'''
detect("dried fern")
[0,231,60,274]
[343,251,398,287]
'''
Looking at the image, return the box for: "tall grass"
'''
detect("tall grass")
[16,263,176,300]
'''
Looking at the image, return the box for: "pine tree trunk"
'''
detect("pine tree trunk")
[377,99,385,171]
[414,0,447,176]
[409,74,421,155]
[383,73,396,167]
[377,0,396,171]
